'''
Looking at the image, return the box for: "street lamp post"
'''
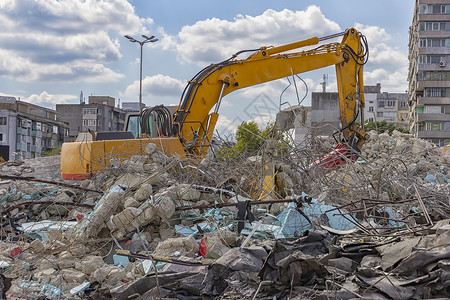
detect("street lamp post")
[124,34,158,136]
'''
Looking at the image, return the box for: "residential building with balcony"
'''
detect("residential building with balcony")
[408,0,450,146]
[0,96,69,161]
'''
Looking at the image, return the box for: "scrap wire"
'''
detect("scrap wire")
[175,197,307,211]
[1,200,93,215]
[324,195,435,236]
[0,174,102,194]
[115,249,215,266]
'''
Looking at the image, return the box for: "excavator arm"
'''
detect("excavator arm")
[60,28,368,180]
[173,28,368,157]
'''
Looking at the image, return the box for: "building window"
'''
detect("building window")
[377,112,383,117]
[426,87,446,97]
[368,107,374,112]
[0,117,6,125]
[83,120,97,126]
[425,122,445,131]
[0,133,2,142]
[400,101,408,108]
[426,106,444,114]
[420,38,450,47]
[83,108,98,115]
[368,118,374,122]
[420,5,450,14]
[387,100,396,107]
[378,101,385,108]
[418,55,446,64]
[419,22,449,31]
[384,112,397,119]
[418,71,450,81]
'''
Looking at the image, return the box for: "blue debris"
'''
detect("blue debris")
[70,281,90,296]
[276,202,311,237]
[23,192,42,200]
[113,254,129,267]
[0,188,20,205]
[303,199,355,231]
[175,225,196,237]
[424,173,438,184]
[17,281,63,296]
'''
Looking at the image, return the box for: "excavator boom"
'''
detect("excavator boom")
[61,28,368,180]
[173,28,368,157]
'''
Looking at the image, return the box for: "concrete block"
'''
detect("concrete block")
[105,268,126,287]
[154,195,175,220]
[134,183,153,202]
[81,256,105,275]
[124,197,139,208]
[154,236,199,257]
[178,184,201,201]
[29,239,45,253]
[34,268,57,283]
[60,268,86,284]
[93,267,110,282]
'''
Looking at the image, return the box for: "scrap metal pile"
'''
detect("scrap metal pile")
[0,130,449,299]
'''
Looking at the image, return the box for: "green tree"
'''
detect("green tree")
[234,121,262,154]
[42,146,61,156]
[216,121,290,160]
[362,120,409,134]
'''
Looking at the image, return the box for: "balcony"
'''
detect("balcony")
[31,130,42,138]
[418,63,450,71]
[416,80,450,90]
[417,96,450,105]
[418,47,450,56]
[15,143,27,151]
[418,130,450,139]
[418,113,450,122]
[16,127,27,135]
[31,145,42,153]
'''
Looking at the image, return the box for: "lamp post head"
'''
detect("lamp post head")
[142,35,155,40]
[124,35,137,43]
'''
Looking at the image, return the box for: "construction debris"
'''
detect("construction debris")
[0,130,449,299]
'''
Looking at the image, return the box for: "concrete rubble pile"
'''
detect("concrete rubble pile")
[0,134,448,299]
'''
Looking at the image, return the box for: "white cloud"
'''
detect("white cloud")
[364,67,408,92]
[174,6,341,65]
[354,23,391,43]
[354,23,407,67]
[23,91,77,108]
[0,0,150,82]
[120,74,186,99]
[0,48,123,82]
[368,43,408,67]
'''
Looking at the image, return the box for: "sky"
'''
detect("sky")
[0,0,415,136]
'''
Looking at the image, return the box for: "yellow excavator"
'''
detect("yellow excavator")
[61,28,368,180]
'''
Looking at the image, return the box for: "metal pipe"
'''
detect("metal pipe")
[214,82,227,114]
[318,31,347,42]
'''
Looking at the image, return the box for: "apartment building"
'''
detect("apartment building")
[408,0,450,146]
[0,96,69,161]
[309,84,408,140]
[56,96,126,141]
